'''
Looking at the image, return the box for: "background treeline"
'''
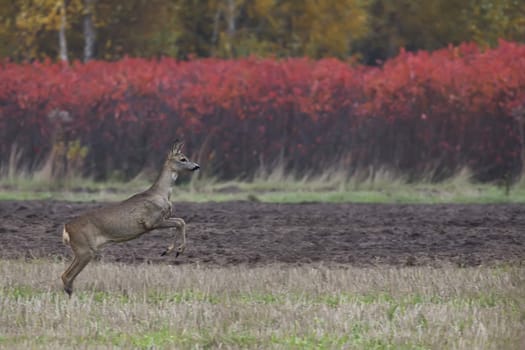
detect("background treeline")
[0,0,524,64]
[1,42,524,181]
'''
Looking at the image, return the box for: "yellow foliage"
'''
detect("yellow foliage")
[0,0,523,61]
[213,0,369,58]
[4,0,82,59]
[300,0,368,57]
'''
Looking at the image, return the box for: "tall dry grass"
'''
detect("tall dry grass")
[2,146,525,203]
[0,260,523,349]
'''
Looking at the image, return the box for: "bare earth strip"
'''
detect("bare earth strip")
[0,200,524,266]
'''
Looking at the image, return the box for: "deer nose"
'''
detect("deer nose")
[192,164,200,171]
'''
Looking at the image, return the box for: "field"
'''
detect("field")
[1,31,524,350]
[0,199,524,349]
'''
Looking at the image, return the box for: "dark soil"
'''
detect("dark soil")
[0,200,524,267]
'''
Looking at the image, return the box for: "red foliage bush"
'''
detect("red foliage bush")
[1,40,524,181]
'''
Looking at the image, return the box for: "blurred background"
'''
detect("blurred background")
[1,0,524,62]
[1,0,525,199]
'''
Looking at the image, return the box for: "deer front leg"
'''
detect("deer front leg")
[156,218,186,257]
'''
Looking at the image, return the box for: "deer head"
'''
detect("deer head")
[168,140,200,176]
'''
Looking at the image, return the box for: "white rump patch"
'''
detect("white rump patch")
[62,226,70,245]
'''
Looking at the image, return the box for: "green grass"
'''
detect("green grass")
[5,286,515,310]
[0,260,523,349]
[1,186,521,203]
[0,174,150,202]
[1,168,524,203]
[0,179,522,204]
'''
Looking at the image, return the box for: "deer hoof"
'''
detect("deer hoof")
[175,246,185,258]
[64,286,73,297]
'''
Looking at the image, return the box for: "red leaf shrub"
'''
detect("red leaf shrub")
[1,41,524,181]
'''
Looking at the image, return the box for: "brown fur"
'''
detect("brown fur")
[60,141,199,296]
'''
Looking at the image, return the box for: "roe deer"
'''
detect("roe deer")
[61,141,199,296]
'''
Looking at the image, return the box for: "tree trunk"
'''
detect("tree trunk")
[58,0,68,63]
[225,0,236,56]
[226,0,236,36]
[83,0,96,62]
[212,8,221,45]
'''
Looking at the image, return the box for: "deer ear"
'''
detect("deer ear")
[172,140,184,154]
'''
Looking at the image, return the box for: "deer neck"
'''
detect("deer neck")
[149,161,177,199]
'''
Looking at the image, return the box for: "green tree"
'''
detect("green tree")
[1,0,522,62]
[208,0,369,58]
[468,0,525,46]
[94,0,180,59]
[357,0,525,64]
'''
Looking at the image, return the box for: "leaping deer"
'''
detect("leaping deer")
[61,141,200,296]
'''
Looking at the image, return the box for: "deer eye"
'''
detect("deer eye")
[180,157,187,162]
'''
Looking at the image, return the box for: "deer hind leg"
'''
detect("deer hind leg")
[160,218,186,257]
[61,249,93,296]
[61,255,78,294]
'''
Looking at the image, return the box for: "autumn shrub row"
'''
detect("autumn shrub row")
[1,40,524,181]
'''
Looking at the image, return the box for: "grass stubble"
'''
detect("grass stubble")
[0,260,523,349]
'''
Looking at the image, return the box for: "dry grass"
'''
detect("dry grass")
[0,260,523,349]
[185,166,525,203]
[2,159,525,203]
